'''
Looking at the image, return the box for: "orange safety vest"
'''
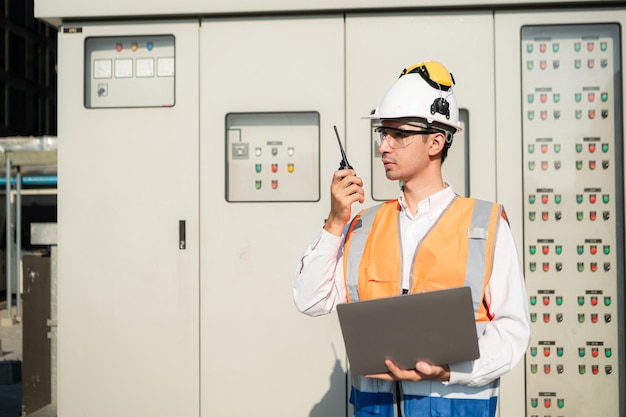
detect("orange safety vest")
[343,196,503,323]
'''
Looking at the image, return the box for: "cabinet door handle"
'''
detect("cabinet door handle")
[179,220,186,250]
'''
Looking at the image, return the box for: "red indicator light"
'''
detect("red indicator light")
[592,348,599,357]
[541,144,548,153]
[543,296,550,305]
[540,61,547,70]
[271,180,278,190]
[592,365,599,375]
[271,164,278,173]
[540,111,548,120]
[540,94,547,103]
[591,314,598,323]
[589,110,596,119]
[590,194,597,203]
[544,398,551,407]
[116,43,123,52]
[591,262,598,272]
[591,296,598,306]
[541,212,549,221]
[590,211,597,221]
[587,42,594,52]
[543,313,550,323]
[541,161,548,170]
[543,347,550,356]
[588,59,595,69]
[589,144,596,153]
[544,365,551,375]
[540,43,547,53]
[542,246,549,255]
[590,245,598,254]
[541,195,549,204]
[588,93,595,102]
[589,160,597,170]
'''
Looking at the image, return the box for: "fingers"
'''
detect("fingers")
[364,360,450,382]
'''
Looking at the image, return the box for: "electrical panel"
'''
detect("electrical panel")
[225,112,320,202]
[521,23,624,417]
[85,35,175,108]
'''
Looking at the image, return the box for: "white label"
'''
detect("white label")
[157,57,175,77]
[136,58,155,78]
[115,59,133,78]
[94,59,112,79]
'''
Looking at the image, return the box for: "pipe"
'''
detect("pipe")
[4,158,11,319]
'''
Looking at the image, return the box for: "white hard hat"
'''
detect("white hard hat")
[363,61,461,133]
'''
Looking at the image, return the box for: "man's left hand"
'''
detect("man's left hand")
[365,360,451,382]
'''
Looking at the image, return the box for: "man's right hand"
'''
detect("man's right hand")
[323,169,364,236]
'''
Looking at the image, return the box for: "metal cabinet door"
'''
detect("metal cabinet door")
[199,16,347,417]
[57,21,200,417]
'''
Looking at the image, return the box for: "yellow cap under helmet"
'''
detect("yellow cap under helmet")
[363,61,461,133]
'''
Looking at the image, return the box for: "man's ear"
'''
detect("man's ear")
[428,131,446,157]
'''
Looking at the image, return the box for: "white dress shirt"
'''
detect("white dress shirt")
[293,186,530,387]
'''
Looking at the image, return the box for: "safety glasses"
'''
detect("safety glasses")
[374,126,439,149]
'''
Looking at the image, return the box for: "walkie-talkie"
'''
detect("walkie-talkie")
[333,125,353,170]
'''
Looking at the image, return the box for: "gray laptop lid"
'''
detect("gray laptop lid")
[336,286,480,375]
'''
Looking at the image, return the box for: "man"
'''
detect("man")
[293,61,530,417]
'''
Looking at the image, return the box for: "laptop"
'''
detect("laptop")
[336,286,480,375]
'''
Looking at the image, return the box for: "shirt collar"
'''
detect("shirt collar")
[397,184,456,220]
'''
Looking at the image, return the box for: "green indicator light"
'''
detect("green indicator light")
[577,245,584,254]
[575,109,583,119]
[574,42,581,52]
[579,347,586,357]
[555,245,562,254]
[557,347,564,357]
[255,164,262,173]
[575,59,582,69]
[554,144,561,153]
[576,144,583,153]
[576,194,583,204]
[575,93,582,102]
[255,180,262,190]
[603,195,610,203]
[528,161,535,171]
[601,92,609,102]
[579,365,586,375]
[528,144,535,153]
[604,297,611,306]
[601,42,608,51]
[530,313,537,323]
[556,296,563,305]
[527,94,534,103]
[529,212,536,221]
[602,143,609,152]
[528,111,535,120]
[531,398,538,407]
[578,314,585,323]
[606,348,612,358]
[558,399,565,408]
[529,262,536,272]
[530,296,537,305]
[553,93,560,103]
[527,44,534,53]
[527,61,534,70]
[577,262,584,272]
[529,246,537,255]
[553,43,560,52]
[603,245,610,254]
[578,296,585,306]
[530,347,537,356]
[555,195,562,204]
[576,161,583,170]
[529,195,536,204]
